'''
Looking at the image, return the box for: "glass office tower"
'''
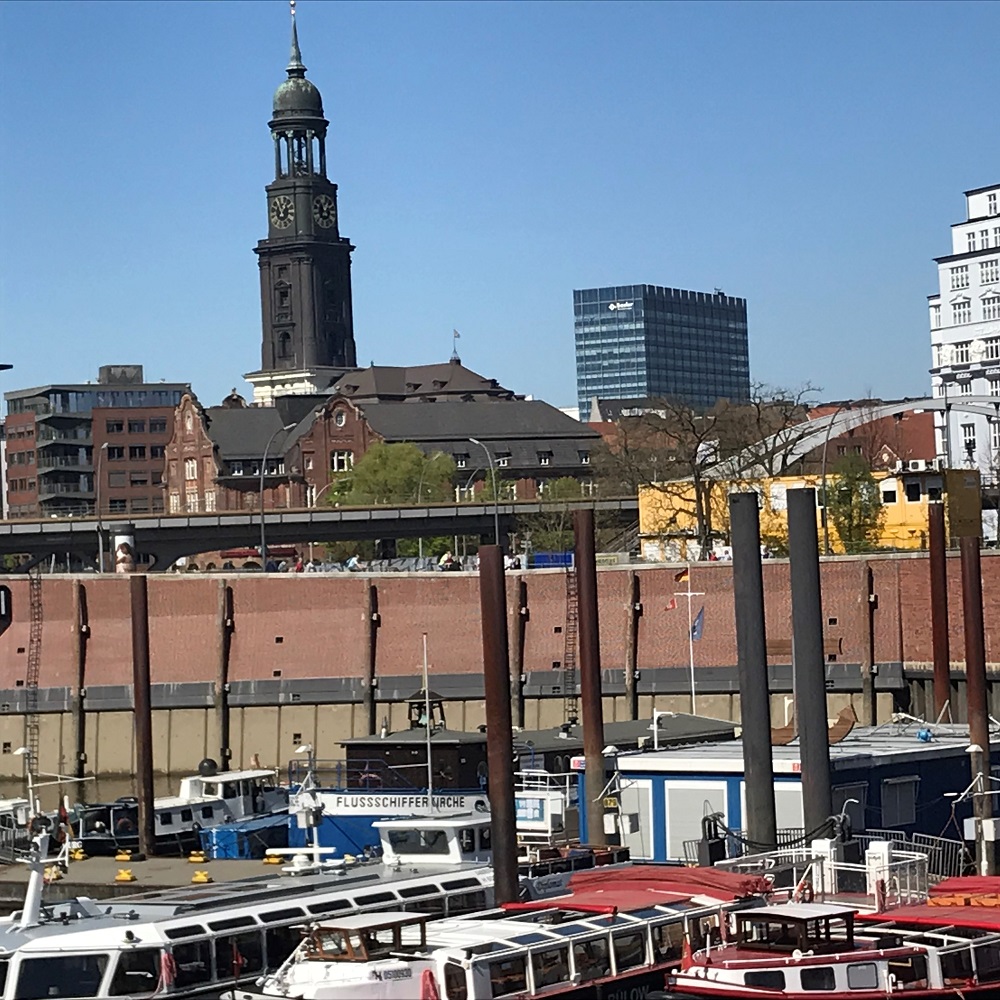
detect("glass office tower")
[574,284,750,421]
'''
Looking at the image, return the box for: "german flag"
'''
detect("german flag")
[674,568,690,583]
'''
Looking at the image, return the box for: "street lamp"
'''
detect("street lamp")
[469,438,500,547]
[95,441,109,572]
[259,423,296,569]
[820,402,850,556]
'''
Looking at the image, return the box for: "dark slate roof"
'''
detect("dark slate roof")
[331,361,519,402]
[359,400,599,443]
[355,399,599,471]
[203,406,294,460]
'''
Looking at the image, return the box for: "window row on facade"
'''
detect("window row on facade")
[933,336,1000,365]
[964,227,1000,253]
[104,417,168,434]
[930,296,1000,327]
[949,258,1000,289]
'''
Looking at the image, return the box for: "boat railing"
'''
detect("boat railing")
[0,826,33,866]
[514,770,578,795]
[287,758,477,793]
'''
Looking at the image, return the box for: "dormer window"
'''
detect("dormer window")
[538,451,552,467]
[230,461,244,476]
[497,453,510,468]
[579,451,590,465]
[455,453,469,469]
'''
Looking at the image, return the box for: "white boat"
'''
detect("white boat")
[222,866,765,1000]
[664,899,1000,998]
[76,764,288,855]
[0,810,632,999]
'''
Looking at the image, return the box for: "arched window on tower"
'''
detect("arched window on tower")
[293,136,308,176]
[277,332,292,360]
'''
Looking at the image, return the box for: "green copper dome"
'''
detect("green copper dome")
[272,16,324,117]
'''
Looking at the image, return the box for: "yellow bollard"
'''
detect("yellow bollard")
[115,869,136,883]
[188,850,207,864]
[115,849,132,862]
[263,854,283,864]
[44,866,63,882]
[69,847,88,862]
[191,870,213,884]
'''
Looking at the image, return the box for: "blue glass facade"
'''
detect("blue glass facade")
[574,284,750,421]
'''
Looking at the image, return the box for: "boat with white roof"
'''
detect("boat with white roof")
[0,809,633,999]
[664,898,1000,998]
[221,866,767,1000]
[76,761,288,856]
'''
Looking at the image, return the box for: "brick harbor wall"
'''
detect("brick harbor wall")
[0,551,995,778]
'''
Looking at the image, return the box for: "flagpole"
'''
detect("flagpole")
[686,591,696,714]
[674,567,705,716]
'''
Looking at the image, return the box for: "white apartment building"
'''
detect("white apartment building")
[928,184,1000,477]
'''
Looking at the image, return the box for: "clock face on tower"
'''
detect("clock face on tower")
[269,195,294,229]
[313,194,337,228]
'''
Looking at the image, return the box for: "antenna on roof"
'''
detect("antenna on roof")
[451,328,461,364]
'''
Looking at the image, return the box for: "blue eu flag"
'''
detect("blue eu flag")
[691,606,705,642]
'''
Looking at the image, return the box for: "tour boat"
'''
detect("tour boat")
[221,866,768,1000]
[75,763,288,856]
[0,811,639,999]
[664,899,1000,998]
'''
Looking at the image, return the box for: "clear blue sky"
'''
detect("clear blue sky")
[1,0,997,409]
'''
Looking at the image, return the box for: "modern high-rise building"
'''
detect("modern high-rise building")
[928,184,1000,474]
[574,284,750,422]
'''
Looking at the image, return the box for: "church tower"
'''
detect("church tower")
[245,6,358,405]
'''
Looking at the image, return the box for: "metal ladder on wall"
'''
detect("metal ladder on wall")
[25,568,42,782]
[562,567,579,726]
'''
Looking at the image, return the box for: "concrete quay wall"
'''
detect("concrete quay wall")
[0,552,994,777]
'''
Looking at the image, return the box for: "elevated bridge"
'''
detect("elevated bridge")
[0,497,639,570]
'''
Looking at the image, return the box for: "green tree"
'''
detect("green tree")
[334,443,455,506]
[520,477,585,554]
[826,454,885,554]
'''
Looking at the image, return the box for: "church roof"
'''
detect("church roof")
[330,361,519,402]
[203,406,294,460]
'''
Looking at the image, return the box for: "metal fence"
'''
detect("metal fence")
[0,826,32,865]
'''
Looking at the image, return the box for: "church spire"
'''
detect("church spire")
[287,0,306,76]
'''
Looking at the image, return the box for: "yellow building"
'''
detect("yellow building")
[638,468,980,561]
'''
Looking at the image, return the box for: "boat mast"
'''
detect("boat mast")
[423,632,433,812]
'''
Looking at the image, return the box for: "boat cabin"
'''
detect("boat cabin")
[735,903,857,955]
[304,912,430,963]
[374,814,493,866]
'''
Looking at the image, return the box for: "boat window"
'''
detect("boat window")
[222,782,238,799]
[361,927,398,960]
[801,966,836,990]
[387,828,450,855]
[531,947,569,988]
[260,907,306,923]
[745,970,785,989]
[240,780,253,797]
[480,826,492,850]
[355,892,395,905]
[181,809,193,823]
[173,940,212,988]
[488,956,527,997]
[410,896,447,917]
[651,922,684,962]
[107,949,160,995]
[942,948,975,984]
[265,925,301,967]
[159,812,174,826]
[307,929,349,959]
[572,938,610,983]
[888,954,928,987]
[165,924,207,940]
[215,932,265,978]
[307,899,352,915]
[208,916,256,932]
[448,890,487,915]
[15,954,110,998]
[459,827,476,853]
[975,943,1000,983]
[847,963,879,989]
[444,961,468,1000]
[399,883,438,898]
[613,930,647,971]
[201,806,215,819]
[0,959,7,994]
